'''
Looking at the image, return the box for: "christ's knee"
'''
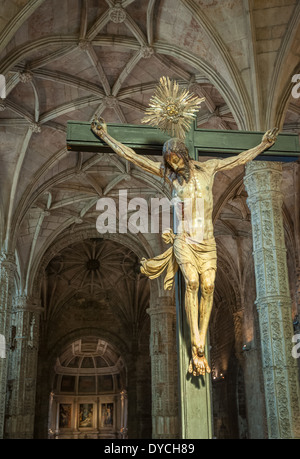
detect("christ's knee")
[201,269,216,297]
[201,279,215,297]
[186,274,199,292]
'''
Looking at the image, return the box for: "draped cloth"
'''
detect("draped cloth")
[140,229,217,290]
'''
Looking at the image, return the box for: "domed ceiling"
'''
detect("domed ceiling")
[43,238,147,327]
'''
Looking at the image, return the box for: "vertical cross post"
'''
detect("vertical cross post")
[175,272,213,439]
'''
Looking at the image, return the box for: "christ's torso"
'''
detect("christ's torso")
[172,162,215,242]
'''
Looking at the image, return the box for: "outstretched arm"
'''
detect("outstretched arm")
[91,117,164,178]
[200,128,279,173]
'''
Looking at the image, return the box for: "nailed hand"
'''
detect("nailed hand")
[262,127,279,145]
[91,116,107,137]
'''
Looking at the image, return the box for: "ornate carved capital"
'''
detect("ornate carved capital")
[0,251,16,274]
[13,295,41,312]
[120,389,128,401]
[147,296,175,316]
[244,161,283,201]
[245,160,282,176]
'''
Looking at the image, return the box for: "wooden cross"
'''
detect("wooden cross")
[66,120,300,439]
[67,120,300,162]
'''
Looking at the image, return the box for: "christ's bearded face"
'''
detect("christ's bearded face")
[164,151,185,174]
[163,138,190,181]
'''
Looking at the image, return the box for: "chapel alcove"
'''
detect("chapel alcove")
[34,237,152,439]
[48,337,127,439]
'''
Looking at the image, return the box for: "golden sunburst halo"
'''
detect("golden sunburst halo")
[141,76,205,139]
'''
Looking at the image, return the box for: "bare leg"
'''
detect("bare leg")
[199,268,216,353]
[180,263,201,348]
[179,263,211,376]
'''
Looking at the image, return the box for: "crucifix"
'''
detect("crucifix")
[67,77,300,438]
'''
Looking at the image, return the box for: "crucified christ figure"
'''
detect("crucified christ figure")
[91,117,278,376]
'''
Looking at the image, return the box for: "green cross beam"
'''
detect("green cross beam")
[67,120,300,162]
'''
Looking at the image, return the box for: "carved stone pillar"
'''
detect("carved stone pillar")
[147,296,179,439]
[5,295,41,438]
[232,309,244,364]
[0,252,16,438]
[244,161,300,439]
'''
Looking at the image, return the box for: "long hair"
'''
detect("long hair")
[162,138,191,185]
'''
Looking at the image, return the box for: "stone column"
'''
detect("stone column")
[119,389,128,438]
[232,309,244,364]
[147,296,179,439]
[244,161,300,439]
[5,295,41,438]
[0,251,16,438]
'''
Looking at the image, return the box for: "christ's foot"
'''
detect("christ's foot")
[188,345,211,376]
